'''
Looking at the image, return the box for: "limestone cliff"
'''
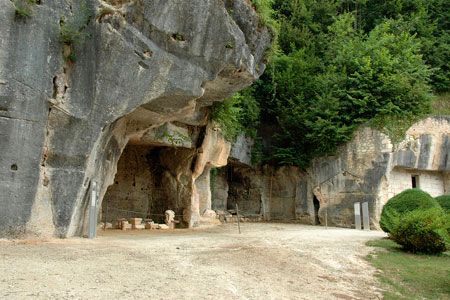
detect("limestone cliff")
[0,0,271,237]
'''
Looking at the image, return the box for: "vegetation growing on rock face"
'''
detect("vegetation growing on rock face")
[210,86,260,142]
[13,0,37,19]
[380,189,440,233]
[59,1,93,45]
[219,0,449,168]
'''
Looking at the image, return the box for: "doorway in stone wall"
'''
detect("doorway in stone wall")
[313,195,320,225]
[226,163,262,216]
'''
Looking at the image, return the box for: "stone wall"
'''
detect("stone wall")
[214,116,450,229]
[311,116,450,228]
[212,165,315,224]
[388,167,445,199]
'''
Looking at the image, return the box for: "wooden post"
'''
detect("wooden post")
[325,207,328,229]
[236,203,241,234]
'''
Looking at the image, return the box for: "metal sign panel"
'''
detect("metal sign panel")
[354,202,361,230]
[88,181,98,239]
[362,202,370,231]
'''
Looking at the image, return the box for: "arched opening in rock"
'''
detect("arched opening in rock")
[101,142,193,229]
[313,195,320,225]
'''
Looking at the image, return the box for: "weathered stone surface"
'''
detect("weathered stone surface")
[418,134,433,170]
[230,133,254,166]
[0,0,270,237]
[395,150,417,168]
[211,168,229,211]
[439,135,450,171]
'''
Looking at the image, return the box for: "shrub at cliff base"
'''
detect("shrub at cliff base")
[380,189,439,233]
[435,195,450,214]
[390,208,450,254]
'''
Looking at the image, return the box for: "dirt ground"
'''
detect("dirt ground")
[0,223,386,300]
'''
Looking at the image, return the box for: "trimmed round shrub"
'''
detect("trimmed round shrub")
[390,208,450,254]
[435,195,450,214]
[380,189,440,233]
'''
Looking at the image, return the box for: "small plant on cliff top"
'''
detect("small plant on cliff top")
[251,0,279,38]
[13,0,37,19]
[59,1,93,44]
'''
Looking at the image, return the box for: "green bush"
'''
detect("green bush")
[380,189,440,233]
[435,195,450,214]
[390,208,450,254]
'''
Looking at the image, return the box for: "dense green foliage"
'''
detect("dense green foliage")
[436,194,450,214]
[361,0,450,92]
[251,0,280,38]
[390,208,450,254]
[210,86,260,142]
[214,0,449,168]
[380,189,439,233]
[367,239,450,299]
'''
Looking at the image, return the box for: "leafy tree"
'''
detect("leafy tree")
[256,13,432,167]
[217,0,444,167]
[210,87,261,142]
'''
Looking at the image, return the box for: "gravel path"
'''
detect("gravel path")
[0,223,386,300]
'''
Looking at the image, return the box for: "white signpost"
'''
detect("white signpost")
[362,202,370,231]
[354,202,361,230]
[88,181,99,239]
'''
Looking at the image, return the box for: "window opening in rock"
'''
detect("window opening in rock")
[411,175,419,189]
[313,195,320,225]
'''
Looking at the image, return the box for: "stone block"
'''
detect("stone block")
[121,221,129,231]
[130,218,143,226]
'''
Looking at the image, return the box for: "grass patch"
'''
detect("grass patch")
[432,93,450,116]
[366,238,450,300]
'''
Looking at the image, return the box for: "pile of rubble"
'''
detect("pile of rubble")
[215,211,263,223]
[101,210,179,231]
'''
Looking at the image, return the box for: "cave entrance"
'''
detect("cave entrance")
[101,143,185,229]
[313,195,320,225]
[212,162,262,220]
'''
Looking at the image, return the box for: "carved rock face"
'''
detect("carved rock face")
[0,0,270,237]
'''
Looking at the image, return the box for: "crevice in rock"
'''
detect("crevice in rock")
[138,61,149,69]
[52,76,58,99]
